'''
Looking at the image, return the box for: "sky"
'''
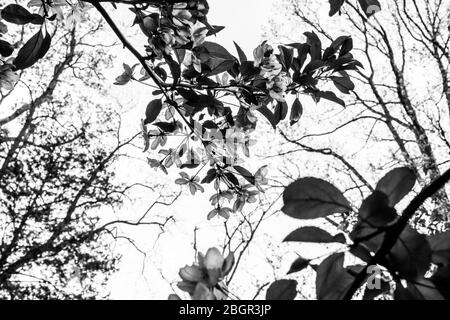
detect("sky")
[204,0,276,53]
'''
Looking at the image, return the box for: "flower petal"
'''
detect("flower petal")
[192,282,215,300]
[204,247,224,270]
[179,265,203,282]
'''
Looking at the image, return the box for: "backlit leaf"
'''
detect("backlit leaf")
[145,99,163,125]
[316,253,355,300]
[375,167,416,206]
[282,177,350,220]
[266,279,297,300]
[288,257,310,275]
[284,226,344,243]
[1,4,43,25]
[14,29,51,70]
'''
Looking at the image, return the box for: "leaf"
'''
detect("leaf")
[315,90,345,107]
[428,230,450,266]
[303,59,325,74]
[284,226,344,243]
[0,39,14,57]
[387,226,431,280]
[201,169,217,184]
[339,38,353,56]
[194,41,237,77]
[241,88,258,105]
[154,65,167,82]
[184,94,223,115]
[139,13,160,36]
[331,76,355,94]
[357,0,381,17]
[395,277,444,300]
[350,245,373,263]
[256,105,277,129]
[350,221,383,252]
[322,46,336,61]
[224,172,239,186]
[333,233,347,244]
[296,44,310,69]
[290,98,303,125]
[358,191,397,227]
[153,121,176,133]
[393,281,421,300]
[197,76,219,87]
[1,4,44,25]
[240,61,259,81]
[114,63,134,85]
[144,99,163,125]
[13,29,51,70]
[288,257,310,275]
[282,177,351,220]
[234,166,255,185]
[222,251,235,275]
[334,59,363,72]
[304,31,322,61]
[233,41,247,63]
[278,45,294,71]
[266,279,297,300]
[205,59,235,77]
[0,20,8,34]
[330,36,352,51]
[174,48,186,65]
[141,120,149,152]
[363,278,391,300]
[316,253,355,300]
[431,266,450,299]
[177,87,199,101]
[200,41,235,60]
[181,162,200,169]
[328,0,345,16]
[206,25,225,36]
[202,120,218,129]
[274,101,288,123]
[165,54,180,85]
[375,167,416,206]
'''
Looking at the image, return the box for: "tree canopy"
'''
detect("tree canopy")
[1,0,450,300]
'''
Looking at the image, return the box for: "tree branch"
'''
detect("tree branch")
[344,167,450,299]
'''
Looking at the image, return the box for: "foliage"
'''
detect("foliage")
[276,167,450,300]
[0,88,122,298]
[3,0,450,302]
[0,2,138,298]
[0,0,362,222]
[328,0,381,17]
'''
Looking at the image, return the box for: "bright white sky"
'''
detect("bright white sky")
[205,0,276,53]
